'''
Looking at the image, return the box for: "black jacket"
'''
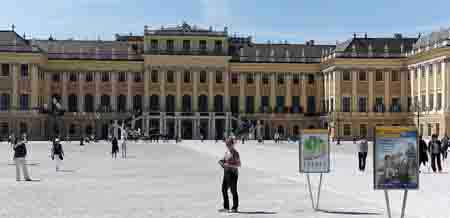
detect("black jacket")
[13,142,27,158]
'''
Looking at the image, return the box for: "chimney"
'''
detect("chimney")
[144,25,149,34]
[364,33,368,39]
[353,33,357,38]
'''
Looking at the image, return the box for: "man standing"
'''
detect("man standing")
[418,136,428,171]
[428,134,442,173]
[13,138,32,181]
[441,134,449,160]
[51,138,64,171]
[219,137,241,213]
[358,136,368,171]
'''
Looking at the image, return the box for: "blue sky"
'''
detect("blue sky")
[2,0,450,44]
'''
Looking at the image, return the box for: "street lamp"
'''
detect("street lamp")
[411,101,429,136]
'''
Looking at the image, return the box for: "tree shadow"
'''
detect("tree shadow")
[317,209,382,216]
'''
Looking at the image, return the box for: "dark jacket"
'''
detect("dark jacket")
[13,142,27,158]
[112,138,119,152]
[419,139,428,163]
[429,140,442,155]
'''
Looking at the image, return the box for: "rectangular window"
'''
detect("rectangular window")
[215,71,222,83]
[428,124,432,136]
[69,72,78,82]
[101,72,110,82]
[52,73,60,82]
[343,71,351,81]
[421,66,425,78]
[200,71,207,83]
[342,97,351,112]
[246,74,253,84]
[1,64,9,76]
[407,72,410,80]
[199,40,207,51]
[358,97,367,112]
[307,96,316,113]
[421,95,426,111]
[166,40,174,51]
[184,71,191,83]
[420,124,424,136]
[85,73,93,82]
[134,72,142,82]
[293,74,299,84]
[308,74,315,84]
[414,69,417,79]
[437,93,442,110]
[429,94,434,111]
[392,71,400,81]
[292,96,300,113]
[359,71,366,81]
[0,122,8,136]
[38,72,45,80]
[343,124,351,136]
[245,96,254,113]
[261,96,270,112]
[183,40,190,51]
[278,74,284,84]
[375,97,384,112]
[360,124,367,137]
[214,40,222,53]
[429,64,434,76]
[376,71,383,81]
[151,70,158,83]
[167,71,174,83]
[19,94,29,110]
[231,73,238,84]
[118,72,126,82]
[20,64,28,78]
[436,123,440,136]
[151,40,158,50]
[437,63,442,75]
[392,97,401,112]
[262,74,269,84]
[407,97,412,112]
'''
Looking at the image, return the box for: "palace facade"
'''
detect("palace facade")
[0,23,449,140]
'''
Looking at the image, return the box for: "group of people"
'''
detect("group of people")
[419,134,449,173]
[111,137,128,159]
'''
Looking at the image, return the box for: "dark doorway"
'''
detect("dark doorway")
[181,120,193,139]
[215,119,225,140]
[101,123,109,139]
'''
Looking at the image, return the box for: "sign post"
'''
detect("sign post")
[299,129,330,211]
[374,126,418,218]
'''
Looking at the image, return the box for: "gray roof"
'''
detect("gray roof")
[235,43,335,63]
[0,31,40,53]
[32,39,139,60]
[334,37,417,57]
[413,27,450,49]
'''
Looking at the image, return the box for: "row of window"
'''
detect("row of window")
[413,94,444,111]
[341,122,441,137]
[45,71,316,85]
[342,71,401,81]
[150,39,223,52]
[0,64,29,78]
[412,63,443,79]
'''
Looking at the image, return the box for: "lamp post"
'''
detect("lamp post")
[411,101,429,136]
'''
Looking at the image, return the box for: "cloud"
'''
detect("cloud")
[200,0,232,27]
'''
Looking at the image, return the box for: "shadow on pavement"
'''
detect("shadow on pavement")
[317,209,382,216]
[235,211,277,215]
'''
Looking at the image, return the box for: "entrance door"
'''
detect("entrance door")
[181,120,193,139]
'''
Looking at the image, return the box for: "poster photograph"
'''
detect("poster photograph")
[374,126,419,190]
[299,129,330,173]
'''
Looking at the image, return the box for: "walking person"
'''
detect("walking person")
[441,135,449,161]
[419,136,428,172]
[357,136,368,171]
[428,134,442,173]
[111,137,119,159]
[79,137,85,152]
[121,138,127,159]
[218,137,241,213]
[51,138,64,171]
[13,138,32,181]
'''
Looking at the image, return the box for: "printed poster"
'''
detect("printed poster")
[299,129,330,173]
[374,126,419,190]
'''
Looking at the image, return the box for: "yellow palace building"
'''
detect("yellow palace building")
[0,22,449,140]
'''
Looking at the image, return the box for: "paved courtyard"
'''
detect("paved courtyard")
[0,139,449,218]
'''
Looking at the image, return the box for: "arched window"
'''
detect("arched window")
[68,94,78,112]
[150,95,159,111]
[166,95,175,112]
[182,95,191,112]
[198,95,208,112]
[117,95,127,112]
[214,95,223,112]
[84,94,94,112]
[133,95,142,112]
[0,93,10,111]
